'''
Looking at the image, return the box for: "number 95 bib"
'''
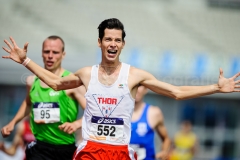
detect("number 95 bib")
[33,102,60,124]
[90,116,124,143]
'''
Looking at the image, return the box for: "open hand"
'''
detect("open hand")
[218,68,240,93]
[2,37,29,64]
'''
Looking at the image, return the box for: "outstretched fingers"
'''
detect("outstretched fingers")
[234,78,240,91]
[234,85,240,92]
[2,38,13,59]
[2,46,11,59]
[23,42,29,51]
[235,79,240,84]
[232,72,240,80]
[219,68,224,78]
[233,75,240,92]
[9,36,19,48]
[2,55,11,59]
[2,46,11,53]
[3,39,13,50]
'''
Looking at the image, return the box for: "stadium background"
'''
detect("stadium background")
[0,0,240,159]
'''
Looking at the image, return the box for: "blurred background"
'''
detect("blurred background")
[0,0,240,159]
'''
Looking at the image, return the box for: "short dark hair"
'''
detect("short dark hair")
[97,18,126,41]
[43,35,65,52]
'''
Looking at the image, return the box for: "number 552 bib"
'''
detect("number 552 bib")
[33,102,60,124]
[90,116,124,143]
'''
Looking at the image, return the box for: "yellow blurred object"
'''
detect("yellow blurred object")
[169,121,197,160]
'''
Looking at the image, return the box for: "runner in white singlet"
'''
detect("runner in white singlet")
[2,18,240,160]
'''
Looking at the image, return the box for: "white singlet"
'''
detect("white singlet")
[81,63,135,145]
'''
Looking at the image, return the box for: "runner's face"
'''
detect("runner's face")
[42,39,65,71]
[98,28,125,63]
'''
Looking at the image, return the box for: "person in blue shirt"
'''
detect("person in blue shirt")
[130,85,171,160]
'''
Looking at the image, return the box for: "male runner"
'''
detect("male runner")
[130,85,171,160]
[1,35,86,160]
[2,18,240,160]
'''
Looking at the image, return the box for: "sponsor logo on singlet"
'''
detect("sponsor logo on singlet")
[33,102,59,108]
[90,94,125,142]
[97,117,104,123]
[34,92,39,97]
[92,94,124,117]
[49,90,59,96]
[92,116,124,125]
[118,84,124,88]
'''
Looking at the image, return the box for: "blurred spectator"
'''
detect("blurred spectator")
[0,116,34,160]
[169,120,198,160]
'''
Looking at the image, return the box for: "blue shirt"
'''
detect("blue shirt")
[130,104,155,160]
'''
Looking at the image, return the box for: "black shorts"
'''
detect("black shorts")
[25,140,77,160]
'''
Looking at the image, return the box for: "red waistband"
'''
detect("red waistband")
[86,140,128,149]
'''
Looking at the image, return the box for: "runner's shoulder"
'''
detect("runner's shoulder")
[149,105,163,120]
[26,75,36,86]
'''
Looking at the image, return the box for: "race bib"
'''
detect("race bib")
[33,102,60,124]
[90,116,124,142]
[130,144,146,160]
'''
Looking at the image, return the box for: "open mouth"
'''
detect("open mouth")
[46,61,54,66]
[107,50,117,54]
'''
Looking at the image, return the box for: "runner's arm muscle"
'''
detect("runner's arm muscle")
[134,68,239,100]
[154,107,171,159]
